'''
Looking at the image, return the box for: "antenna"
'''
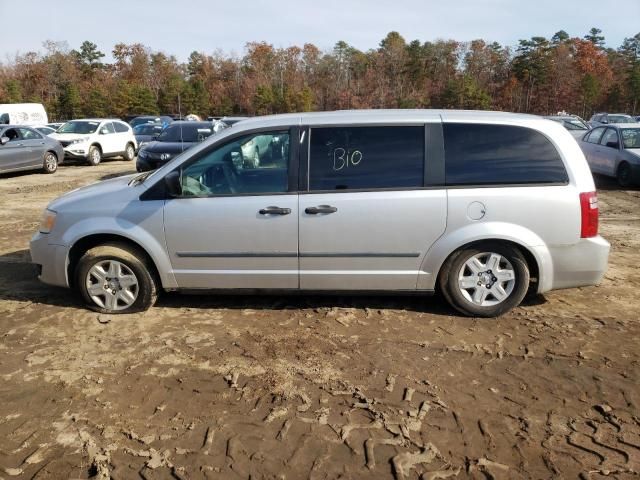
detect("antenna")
[178,92,183,149]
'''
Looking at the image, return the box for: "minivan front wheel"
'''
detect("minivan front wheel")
[76,244,158,314]
[439,243,529,317]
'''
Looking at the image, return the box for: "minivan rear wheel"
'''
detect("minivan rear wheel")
[76,244,158,314]
[439,242,529,317]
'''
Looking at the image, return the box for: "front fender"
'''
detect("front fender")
[418,221,553,292]
[61,216,177,289]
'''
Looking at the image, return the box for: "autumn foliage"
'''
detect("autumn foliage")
[0,28,639,121]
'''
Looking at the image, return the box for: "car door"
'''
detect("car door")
[18,127,46,168]
[580,127,605,173]
[98,122,117,155]
[163,127,299,289]
[0,128,29,172]
[113,121,132,151]
[298,122,447,290]
[598,128,621,176]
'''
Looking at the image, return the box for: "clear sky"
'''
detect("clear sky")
[1,0,638,61]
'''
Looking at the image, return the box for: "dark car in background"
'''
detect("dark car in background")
[0,125,64,174]
[133,123,164,151]
[136,121,214,171]
[129,115,173,129]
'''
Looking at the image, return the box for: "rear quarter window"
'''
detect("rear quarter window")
[443,123,568,186]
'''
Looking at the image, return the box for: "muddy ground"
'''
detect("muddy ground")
[0,159,638,480]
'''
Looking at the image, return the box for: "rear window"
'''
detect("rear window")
[443,124,568,186]
[309,126,424,191]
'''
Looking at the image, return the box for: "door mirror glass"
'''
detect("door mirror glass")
[0,136,8,145]
[164,171,182,197]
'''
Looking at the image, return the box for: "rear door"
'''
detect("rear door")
[580,127,605,173]
[113,121,132,151]
[597,128,621,176]
[298,121,447,290]
[99,122,118,154]
[18,127,46,168]
[163,127,299,289]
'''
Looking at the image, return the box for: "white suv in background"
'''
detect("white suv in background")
[51,119,137,165]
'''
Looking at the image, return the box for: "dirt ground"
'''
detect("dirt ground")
[0,159,639,480]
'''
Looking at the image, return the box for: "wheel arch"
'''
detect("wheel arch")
[67,233,162,290]
[419,223,550,293]
[434,238,540,295]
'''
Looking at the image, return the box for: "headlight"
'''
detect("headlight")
[39,209,57,234]
[138,141,148,149]
[69,137,90,145]
[160,153,172,161]
[138,149,148,158]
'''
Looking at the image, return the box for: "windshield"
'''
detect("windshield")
[621,128,640,149]
[157,124,214,143]
[609,115,635,124]
[58,121,100,134]
[134,124,163,135]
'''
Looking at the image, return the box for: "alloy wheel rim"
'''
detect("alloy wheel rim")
[127,145,134,158]
[45,154,56,170]
[86,260,139,311]
[457,252,516,307]
[92,149,100,163]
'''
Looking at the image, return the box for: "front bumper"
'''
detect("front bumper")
[63,145,89,159]
[546,235,610,291]
[30,232,69,288]
[136,156,168,172]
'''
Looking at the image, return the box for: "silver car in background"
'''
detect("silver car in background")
[30,110,609,318]
[544,115,590,140]
[0,125,64,174]
[579,123,640,187]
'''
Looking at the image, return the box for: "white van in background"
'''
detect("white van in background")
[0,103,48,126]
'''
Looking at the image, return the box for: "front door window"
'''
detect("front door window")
[180,131,290,196]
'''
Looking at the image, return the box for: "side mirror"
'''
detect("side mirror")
[164,170,182,197]
[601,119,608,124]
[0,136,9,145]
[606,141,620,149]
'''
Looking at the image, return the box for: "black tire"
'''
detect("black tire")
[42,151,58,174]
[617,162,632,188]
[87,145,102,166]
[439,242,530,318]
[75,243,158,314]
[124,143,135,161]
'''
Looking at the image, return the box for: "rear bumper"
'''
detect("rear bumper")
[544,236,610,291]
[29,232,69,288]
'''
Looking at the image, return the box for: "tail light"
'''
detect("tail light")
[579,191,598,238]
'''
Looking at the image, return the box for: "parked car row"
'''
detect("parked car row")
[1,113,246,175]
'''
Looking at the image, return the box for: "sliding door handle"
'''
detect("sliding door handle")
[259,206,291,215]
[305,205,337,214]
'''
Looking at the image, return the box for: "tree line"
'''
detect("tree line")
[1,28,639,121]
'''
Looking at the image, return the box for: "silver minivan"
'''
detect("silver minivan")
[30,110,610,317]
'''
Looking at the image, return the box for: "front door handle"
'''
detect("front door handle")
[259,206,291,215]
[305,205,338,215]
